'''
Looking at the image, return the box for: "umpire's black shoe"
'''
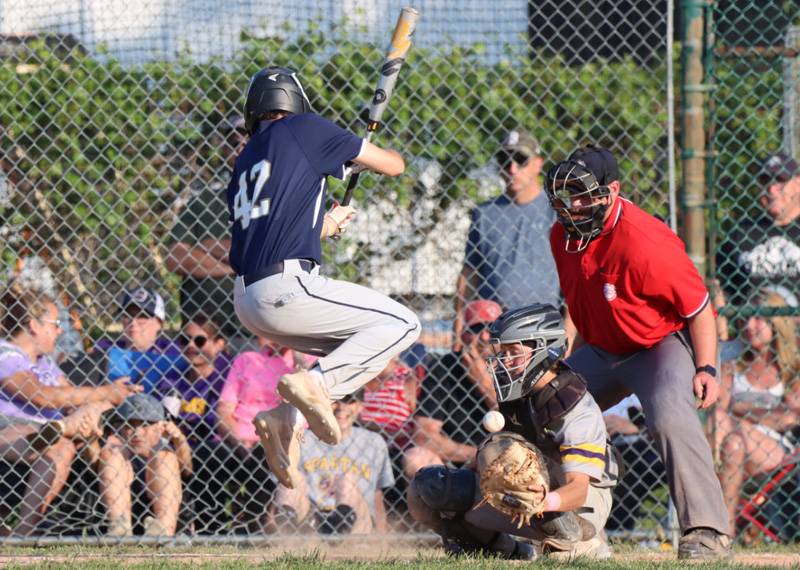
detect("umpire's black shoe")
[678,527,732,560]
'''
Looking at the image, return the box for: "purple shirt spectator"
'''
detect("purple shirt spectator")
[156,352,232,445]
[0,339,64,421]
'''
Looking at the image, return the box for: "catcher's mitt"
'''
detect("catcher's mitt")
[476,432,549,528]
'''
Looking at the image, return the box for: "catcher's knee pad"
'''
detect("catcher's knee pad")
[314,505,357,535]
[412,465,477,514]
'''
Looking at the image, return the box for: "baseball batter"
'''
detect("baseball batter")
[408,304,617,559]
[545,145,731,559]
[227,67,420,489]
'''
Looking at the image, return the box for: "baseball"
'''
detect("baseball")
[482,410,505,433]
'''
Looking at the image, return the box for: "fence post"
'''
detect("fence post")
[680,0,715,275]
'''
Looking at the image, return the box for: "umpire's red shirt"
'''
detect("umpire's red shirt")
[550,198,710,355]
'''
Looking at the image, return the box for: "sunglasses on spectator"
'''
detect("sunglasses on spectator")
[496,151,531,169]
[38,317,62,328]
[178,334,208,349]
[465,322,490,335]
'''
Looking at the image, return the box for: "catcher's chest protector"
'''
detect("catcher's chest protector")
[499,368,588,453]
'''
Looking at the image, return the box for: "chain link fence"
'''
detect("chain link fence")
[0,0,795,549]
[711,0,800,545]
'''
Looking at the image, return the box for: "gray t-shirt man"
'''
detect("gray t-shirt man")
[300,426,395,516]
[465,192,559,310]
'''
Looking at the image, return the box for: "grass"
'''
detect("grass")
[0,543,798,570]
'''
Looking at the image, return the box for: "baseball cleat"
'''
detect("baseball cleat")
[253,404,303,489]
[277,370,341,445]
[677,528,732,560]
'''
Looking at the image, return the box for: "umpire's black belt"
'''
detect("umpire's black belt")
[242,259,315,287]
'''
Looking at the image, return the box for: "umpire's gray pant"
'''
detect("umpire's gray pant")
[234,259,420,399]
[566,334,730,536]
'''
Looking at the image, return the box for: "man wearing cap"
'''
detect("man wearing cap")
[404,299,502,478]
[63,287,185,394]
[268,389,394,535]
[454,129,559,347]
[717,153,800,307]
[544,146,731,559]
[98,393,192,536]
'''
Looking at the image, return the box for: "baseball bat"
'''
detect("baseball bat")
[341,6,419,207]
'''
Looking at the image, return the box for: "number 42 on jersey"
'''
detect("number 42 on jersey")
[233,159,271,229]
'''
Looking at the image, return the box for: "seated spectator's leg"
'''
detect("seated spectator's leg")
[268,475,310,533]
[721,423,787,534]
[144,448,181,536]
[236,447,277,533]
[15,436,76,535]
[708,407,735,455]
[332,470,372,534]
[190,441,231,534]
[402,446,443,479]
[0,424,39,461]
[738,423,785,474]
[99,436,135,535]
[719,430,746,533]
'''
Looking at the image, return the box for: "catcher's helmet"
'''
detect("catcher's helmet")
[486,303,566,403]
[243,67,312,135]
[545,145,618,252]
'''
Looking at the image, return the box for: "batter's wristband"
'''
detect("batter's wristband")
[544,491,562,512]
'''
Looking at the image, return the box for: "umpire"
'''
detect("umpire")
[544,146,731,559]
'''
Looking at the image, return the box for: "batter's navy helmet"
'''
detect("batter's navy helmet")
[486,303,566,403]
[243,67,312,135]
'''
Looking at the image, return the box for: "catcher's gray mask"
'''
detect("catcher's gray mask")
[486,303,566,403]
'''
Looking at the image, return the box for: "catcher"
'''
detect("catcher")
[407,303,618,559]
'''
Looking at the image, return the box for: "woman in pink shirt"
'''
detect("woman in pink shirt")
[216,337,302,532]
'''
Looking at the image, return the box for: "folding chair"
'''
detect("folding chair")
[736,447,800,543]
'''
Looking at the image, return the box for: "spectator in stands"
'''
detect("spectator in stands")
[268,389,394,534]
[98,394,191,537]
[216,336,292,533]
[156,314,232,533]
[0,281,140,535]
[602,395,666,532]
[0,403,107,535]
[403,299,501,478]
[453,129,558,348]
[360,357,418,450]
[63,286,184,393]
[158,314,231,444]
[0,404,105,459]
[717,153,800,308]
[709,286,800,533]
[13,255,86,362]
[165,115,247,342]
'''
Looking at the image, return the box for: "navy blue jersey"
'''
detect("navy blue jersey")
[227,113,362,275]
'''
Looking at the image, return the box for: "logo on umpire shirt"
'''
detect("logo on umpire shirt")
[603,282,617,302]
